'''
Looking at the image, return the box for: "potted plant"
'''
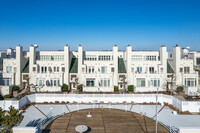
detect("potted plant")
[114,86,119,93]
[62,84,68,94]
[128,85,134,93]
[176,86,184,96]
[77,84,83,92]
[13,85,20,97]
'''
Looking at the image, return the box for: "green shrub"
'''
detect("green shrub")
[3,94,12,99]
[114,86,119,92]
[77,84,83,91]
[62,84,68,92]
[13,85,20,92]
[176,86,184,92]
[128,85,134,92]
[0,95,4,100]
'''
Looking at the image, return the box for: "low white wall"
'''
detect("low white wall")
[179,127,200,133]
[0,93,200,112]
[13,127,37,133]
[0,100,19,111]
[0,85,12,96]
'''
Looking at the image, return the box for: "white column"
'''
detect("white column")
[16,45,23,88]
[126,45,132,85]
[113,45,118,86]
[64,45,70,85]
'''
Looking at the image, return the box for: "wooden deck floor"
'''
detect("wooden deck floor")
[43,109,169,133]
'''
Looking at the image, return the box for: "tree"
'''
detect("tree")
[1,106,23,132]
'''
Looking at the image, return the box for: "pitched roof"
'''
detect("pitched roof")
[118,58,126,73]
[69,58,78,73]
[22,60,29,73]
[167,61,174,73]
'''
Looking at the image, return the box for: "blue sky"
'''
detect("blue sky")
[0,0,200,51]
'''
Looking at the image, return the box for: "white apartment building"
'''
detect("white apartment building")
[0,44,199,95]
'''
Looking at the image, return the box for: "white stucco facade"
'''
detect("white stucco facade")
[0,44,199,95]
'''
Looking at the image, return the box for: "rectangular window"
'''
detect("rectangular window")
[36,78,44,86]
[131,55,143,61]
[62,67,65,72]
[101,66,107,74]
[149,67,154,73]
[137,78,145,87]
[6,66,12,73]
[0,78,12,86]
[180,68,183,73]
[150,79,160,87]
[88,66,95,73]
[84,55,97,61]
[100,78,110,87]
[145,56,157,61]
[50,78,60,86]
[197,58,200,65]
[111,68,114,72]
[137,67,142,73]
[98,55,111,61]
[86,78,95,87]
[185,78,197,87]
[33,67,36,72]
[41,67,47,73]
[184,67,190,74]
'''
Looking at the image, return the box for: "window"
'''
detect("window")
[39,55,51,61]
[0,78,12,86]
[62,67,65,72]
[137,78,145,87]
[33,67,36,72]
[111,68,114,72]
[85,55,97,61]
[98,55,111,61]
[196,58,200,65]
[36,78,44,86]
[48,67,52,72]
[185,78,197,87]
[150,79,160,87]
[52,55,64,61]
[149,67,154,73]
[101,66,107,74]
[145,56,157,61]
[6,66,12,73]
[137,67,142,73]
[86,78,95,87]
[41,67,47,73]
[184,67,190,74]
[132,55,143,61]
[88,66,94,73]
[50,79,60,86]
[180,68,183,73]
[100,78,110,87]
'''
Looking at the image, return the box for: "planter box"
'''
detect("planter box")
[13,91,18,97]
[179,92,185,96]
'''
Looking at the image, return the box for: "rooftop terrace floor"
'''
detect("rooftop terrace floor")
[43,109,169,133]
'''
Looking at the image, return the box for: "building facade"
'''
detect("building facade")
[0,44,199,95]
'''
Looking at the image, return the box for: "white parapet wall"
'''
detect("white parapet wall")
[0,93,200,112]
[179,127,200,133]
[13,127,37,133]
